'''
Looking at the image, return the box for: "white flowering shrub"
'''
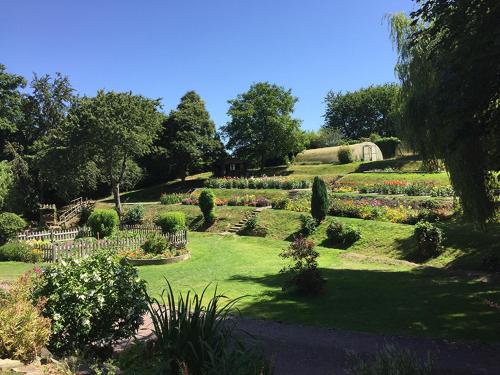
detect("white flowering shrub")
[32,249,147,355]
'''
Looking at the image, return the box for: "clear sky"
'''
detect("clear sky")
[1,0,414,131]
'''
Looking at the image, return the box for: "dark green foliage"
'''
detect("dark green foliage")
[0,241,40,262]
[304,127,345,149]
[326,220,361,247]
[155,212,186,234]
[87,209,119,238]
[311,176,329,223]
[78,205,92,226]
[347,344,433,375]
[299,214,317,236]
[389,4,499,224]
[280,236,325,295]
[32,249,147,355]
[414,221,443,259]
[160,91,224,181]
[122,205,145,224]
[337,147,353,164]
[374,137,401,159]
[244,216,258,232]
[0,212,26,245]
[142,233,170,255]
[199,189,216,223]
[144,280,271,375]
[223,82,305,170]
[323,84,399,139]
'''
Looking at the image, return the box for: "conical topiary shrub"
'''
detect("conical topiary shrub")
[311,176,329,223]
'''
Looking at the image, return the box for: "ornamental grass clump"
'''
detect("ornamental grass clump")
[32,249,147,356]
[0,273,51,363]
[280,236,325,295]
[140,280,272,375]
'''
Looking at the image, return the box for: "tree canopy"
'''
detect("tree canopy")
[162,91,223,181]
[222,82,304,170]
[67,91,163,216]
[389,0,499,224]
[323,84,399,139]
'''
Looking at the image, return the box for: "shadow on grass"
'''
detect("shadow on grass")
[229,267,500,342]
[355,156,420,173]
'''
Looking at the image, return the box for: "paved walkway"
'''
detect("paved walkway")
[119,314,500,375]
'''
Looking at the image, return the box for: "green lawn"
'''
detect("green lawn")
[338,172,450,186]
[1,232,499,342]
[0,261,37,281]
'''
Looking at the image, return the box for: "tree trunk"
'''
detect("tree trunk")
[112,182,122,217]
[260,154,266,173]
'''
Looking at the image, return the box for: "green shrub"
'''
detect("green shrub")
[280,236,325,295]
[0,274,51,363]
[337,146,353,164]
[374,137,401,159]
[326,220,361,247]
[0,241,41,263]
[142,233,170,255]
[414,221,443,259]
[144,280,271,375]
[244,216,258,232]
[32,249,147,355]
[272,197,291,210]
[160,193,187,205]
[0,212,26,245]
[347,344,433,375]
[199,189,216,223]
[155,212,186,234]
[299,215,317,236]
[311,176,329,223]
[122,205,145,224]
[87,209,119,238]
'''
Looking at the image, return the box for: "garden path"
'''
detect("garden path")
[118,314,500,375]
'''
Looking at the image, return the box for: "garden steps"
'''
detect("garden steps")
[226,206,271,234]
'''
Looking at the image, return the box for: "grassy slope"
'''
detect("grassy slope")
[1,232,498,341]
[0,261,35,281]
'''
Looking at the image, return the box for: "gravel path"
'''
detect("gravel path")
[121,315,500,375]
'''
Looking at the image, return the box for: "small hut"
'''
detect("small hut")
[214,158,249,177]
[295,142,384,164]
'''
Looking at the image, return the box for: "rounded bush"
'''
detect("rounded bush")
[122,205,145,224]
[32,249,147,355]
[299,214,317,236]
[326,220,361,247]
[199,189,216,223]
[142,233,170,255]
[0,241,41,263]
[414,220,443,258]
[155,212,186,234]
[337,147,353,164]
[87,209,119,238]
[0,212,26,245]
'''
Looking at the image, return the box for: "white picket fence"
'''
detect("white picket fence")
[17,227,92,242]
[40,230,188,262]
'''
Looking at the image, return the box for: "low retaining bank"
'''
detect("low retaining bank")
[127,252,191,266]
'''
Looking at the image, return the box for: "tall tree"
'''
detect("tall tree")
[389,0,499,224]
[222,82,304,170]
[68,91,162,216]
[323,84,399,139]
[162,91,223,181]
[0,64,26,154]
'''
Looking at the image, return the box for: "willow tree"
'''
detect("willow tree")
[388,2,499,225]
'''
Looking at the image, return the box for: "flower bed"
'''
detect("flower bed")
[126,252,191,266]
[178,193,271,208]
[205,177,311,190]
[332,180,454,197]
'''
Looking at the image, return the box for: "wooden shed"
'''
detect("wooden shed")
[214,158,249,177]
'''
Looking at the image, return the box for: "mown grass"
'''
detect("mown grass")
[1,232,499,342]
[338,172,450,186]
[135,234,500,342]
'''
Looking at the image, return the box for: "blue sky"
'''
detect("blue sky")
[1,0,414,131]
